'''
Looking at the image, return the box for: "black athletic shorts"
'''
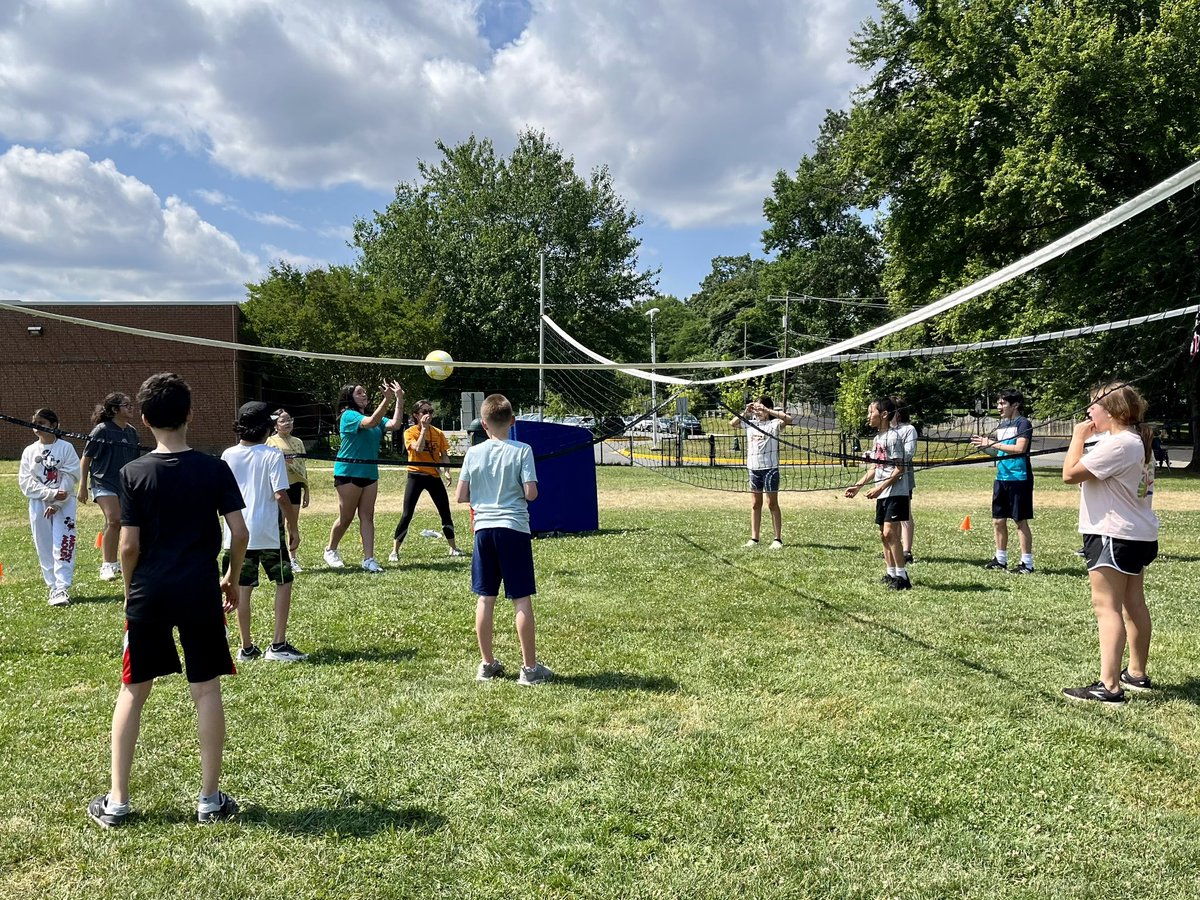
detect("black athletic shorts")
[334,475,377,488]
[992,479,1034,521]
[122,609,235,685]
[222,548,294,587]
[1083,533,1158,575]
[875,496,911,525]
[286,482,305,505]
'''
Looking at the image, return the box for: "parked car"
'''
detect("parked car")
[671,414,703,436]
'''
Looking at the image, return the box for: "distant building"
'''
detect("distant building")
[0,302,243,457]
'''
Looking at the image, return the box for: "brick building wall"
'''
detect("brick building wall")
[0,303,242,457]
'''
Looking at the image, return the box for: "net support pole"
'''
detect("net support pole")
[538,250,545,422]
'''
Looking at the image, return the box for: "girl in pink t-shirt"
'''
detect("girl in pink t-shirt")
[1061,382,1159,704]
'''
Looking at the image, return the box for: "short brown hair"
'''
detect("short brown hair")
[481,394,513,430]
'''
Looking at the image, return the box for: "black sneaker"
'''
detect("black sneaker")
[903,551,914,564]
[984,557,1007,571]
[879,574,895,586]
[236,644,262,662]
[888,574,913,591]
[87,793,130,829]
[1062,681,1126,704]
[1012,563,1034,575]
[1120,668,1153,692]
[197,791,239,823]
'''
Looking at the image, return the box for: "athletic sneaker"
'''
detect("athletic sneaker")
[1120,668,1153,692]
[289,557,303,574]
[768,539,783,551]
[1012,563,1035,575]
[888,574,913,591]
[449,548,465,557]
[1062,681,1126,704]
[236,643,263,662]
[743,539,759,548]
[879,574,895,586]
[48,588,70,607]
[984,557,1007,571]
[87,794,130,828]
[323,547,345,569]
[197,791,239,824]
[264,641,308,662]
[387,551,400,562]
[904,551,914,565]
[99,562,120,582]
[518,662,554,686]
[1074,547,1087,558]
[476,659,506,681]
[361,557,384,573]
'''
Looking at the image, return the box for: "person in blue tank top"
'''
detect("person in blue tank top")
[323,380,404,573]
[970,389,1035,574]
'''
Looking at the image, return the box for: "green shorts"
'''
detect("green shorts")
[222,548,293,587]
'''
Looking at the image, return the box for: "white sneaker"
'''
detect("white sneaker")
[263,641,308,662]
[743,539,760,548]
[448,548,465,558]
[48,588,70,607]
[387,551,399,563]
[768,539,784,551]
[323,548,344,569]
[361,557,384,573]
[98,562,120,582]
[289,557,303,574]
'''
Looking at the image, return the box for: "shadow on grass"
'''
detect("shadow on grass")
[919,582,996,593]
[801,543,861,552]
[555,671,680,693]
[674,533,1022,688]
[245,796,445,837]
[62,593,122,605]
[305,646,418,665]
[1157,678,1200,706]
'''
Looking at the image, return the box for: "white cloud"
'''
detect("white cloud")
[0,146,259,302]
[261,244,328,271]
[0,0,877,228]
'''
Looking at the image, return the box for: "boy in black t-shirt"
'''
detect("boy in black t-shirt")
[88,373,250,829]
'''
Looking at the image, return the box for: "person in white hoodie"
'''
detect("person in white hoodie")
[18,408,81,606]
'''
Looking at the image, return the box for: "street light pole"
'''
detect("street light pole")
[538,251,545,422]
[646,306,660,450]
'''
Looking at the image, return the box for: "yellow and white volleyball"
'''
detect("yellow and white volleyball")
[424,350,455,381]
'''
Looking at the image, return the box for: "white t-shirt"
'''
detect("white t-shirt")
[1078,430,1158,541]
[871,427,911,498]
[460,438,538,534]
[220,442,289,550]
[894,423,918,489]
[741,417,784,470]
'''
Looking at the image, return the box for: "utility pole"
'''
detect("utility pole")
[767,295,792,414]
[538,251,545,422]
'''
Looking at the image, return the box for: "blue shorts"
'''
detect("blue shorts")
[471,528,536,600]
[91,486,119,500]
[749,468,780,493]
[992,479,1034,521]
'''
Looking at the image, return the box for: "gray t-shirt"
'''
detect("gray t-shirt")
[83,421,142,493]
[871,427,912,498]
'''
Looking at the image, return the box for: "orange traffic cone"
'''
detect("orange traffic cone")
[0,561,4,579]
[960,515,971,531]
[95,531,104,549]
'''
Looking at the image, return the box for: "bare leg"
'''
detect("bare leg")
[1121,570,1152,678]
[190,678,225,798]
[476,594,497,663]
[235,585,254,649]
[749,492,763,541]
[993,518,1009,553]
[901,516,914,554]
[881,522,903,569]
[96,495,122,564]
[1016,519,1033,555]
[109,680,153,805]
[357,481,379,559]
[766,493,782,541]
[272,582,293,645]
[513,596,537,669]
[327,482,364,552]
[1088,567,1129,693]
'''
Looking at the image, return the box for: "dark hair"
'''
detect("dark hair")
[32,407,59,428]
[91,392,131,426]
[757,395,775,410]
[871,396,897,420]
[235,421,271,443]
[412,399,434,420]
[137,373,191,430]
[272,408,290,435]
[890,396,910,424]
[998,389,1024,411]
[338,384,365,415]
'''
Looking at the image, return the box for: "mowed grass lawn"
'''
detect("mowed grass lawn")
[3,458,1200,898]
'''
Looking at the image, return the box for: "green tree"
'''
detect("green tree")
[354,130,657,407]
[837,0,1200,453]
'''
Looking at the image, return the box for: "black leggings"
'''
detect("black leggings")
[393,473,456,544]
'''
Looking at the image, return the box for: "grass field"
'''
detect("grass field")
[3,459,1200,898]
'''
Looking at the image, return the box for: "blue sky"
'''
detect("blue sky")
[0,0,878,304]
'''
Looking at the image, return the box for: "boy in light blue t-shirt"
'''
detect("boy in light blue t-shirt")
[455,394,552,686]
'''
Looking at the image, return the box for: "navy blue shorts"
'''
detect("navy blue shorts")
[992,479,1034,521]
[749,468,780,492]
[471,528,536,600]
